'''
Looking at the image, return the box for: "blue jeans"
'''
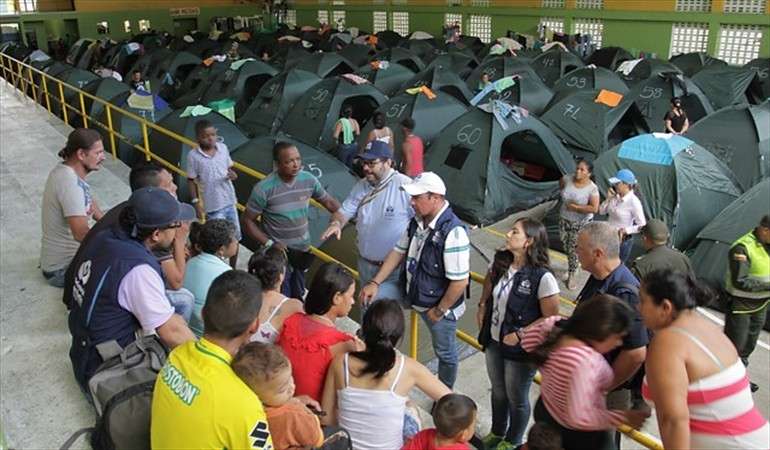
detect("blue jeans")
[42,267,67,288]
[358,257,404,314]
[418,308,459,389]
[166,288,194,322]
[207,204,242,241]
[485,340,537,445]
[338,143,359,168]
[619,235,633,263]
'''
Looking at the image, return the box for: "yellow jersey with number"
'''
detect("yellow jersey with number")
[151,338,273,450]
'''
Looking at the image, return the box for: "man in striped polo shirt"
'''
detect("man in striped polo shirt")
[243,142,344,298]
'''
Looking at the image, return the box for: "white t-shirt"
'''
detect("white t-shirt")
[40,164,94,272]
[117,264,174,332]
[489,267,559,342]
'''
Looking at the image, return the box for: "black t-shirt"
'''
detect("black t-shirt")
[576,264,648,367]
[664,109,687,132]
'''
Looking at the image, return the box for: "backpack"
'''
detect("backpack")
[60,335,168,450]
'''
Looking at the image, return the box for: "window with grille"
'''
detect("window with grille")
[573,18,603,47]
[0,0,16,15]
[723,0,766,13]
[575,0,603,8]
[471,0,491,6]
[332,10,346,28]
[445,13,463,33]
[373,11,387,33]
[542,0,566,7]
[317,10,329,25]
[282,9,297,27]
[138,19,151,32]
[676,0,711,12]
[669,22,709,56]
[540,17,564,34]
[718,24,763,64]
[123,20,132,33]
[18,0,36,12]
[468,15,492,43]
[391,11,409,36]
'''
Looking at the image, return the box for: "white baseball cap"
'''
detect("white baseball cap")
[401,171,447,196]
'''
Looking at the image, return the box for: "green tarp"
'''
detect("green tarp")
[686,101,770,191]
[425,104,576,225]
[594,134,743,250]
[688,179,770,286]
[279,76,387,152]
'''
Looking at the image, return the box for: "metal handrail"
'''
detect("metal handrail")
[0,53,663,450]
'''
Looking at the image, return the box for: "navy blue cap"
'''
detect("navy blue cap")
[359,140,392,161]
[128,187,197,228]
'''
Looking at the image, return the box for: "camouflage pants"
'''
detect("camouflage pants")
[559,217,588,274]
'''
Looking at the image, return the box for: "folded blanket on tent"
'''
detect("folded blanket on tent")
[341,73,370,85]
[594,89,623,107]
[180,105,212,117]
[369,60,390,70]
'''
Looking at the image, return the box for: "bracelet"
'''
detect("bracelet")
[366,280,380,286]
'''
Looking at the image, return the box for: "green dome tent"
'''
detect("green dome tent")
[199,59,278,118]
[69,77,130,129]
[594,133,742,250]
[373,47,425,73]
[686,101,770,191]
[356,61,416,97]
[357,90,468,167]
[618,58,682,86]
[229,135,357,253]
[173,62,229,108]
[399,39,439,64]
[688,179,770,288]
[426,52,479,80]
[629,72,714,133]
[286,52,356,78]
[466,56,538,90]
[587,46,634,71]
[401,65,473,104]
[531,49,585,87]
[129,49,202,101]
[551,66,629,100]
[148,108,248,201]
[96,92,172,168]
[669,52,727,78]
[425,102,576,225]
[692,66,766,110]
[53,67,99,119]
[66,39,94,67]
[279,75,387,152]
[238,68,322,137]
[541,89,648,158]
[470,71,554,116]
[337,43,377,67]
[744,58,769,100]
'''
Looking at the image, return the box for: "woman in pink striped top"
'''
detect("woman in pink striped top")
[639,270,769,450]
[521,295,650,450]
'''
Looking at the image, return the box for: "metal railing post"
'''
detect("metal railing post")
[17,63,26,94]
[141,121,151,161]
[79,91,88,128]
[409,310,418,359]
[105,103,117,159]
[27,66,36,101]
[57,80,68,125]
[41,74,51,113]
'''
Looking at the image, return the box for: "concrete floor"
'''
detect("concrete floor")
[1,78,769,450]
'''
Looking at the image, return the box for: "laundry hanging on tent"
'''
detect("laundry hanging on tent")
[230,58,256,71]
[470,76,518,106]
[341,73,370,85]
[127,92,155,110]
[617,58,643,76]
[479,100,529,130]
[369,60,390,70]
[405,85,437,100]
[180,105,213,117]
[208,99,236,122]
[594,89,624,107]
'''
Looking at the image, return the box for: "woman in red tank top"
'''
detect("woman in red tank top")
[277,262,364,402]
[400,118,424,178]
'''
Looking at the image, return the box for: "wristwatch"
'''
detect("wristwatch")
[190,198,199,204]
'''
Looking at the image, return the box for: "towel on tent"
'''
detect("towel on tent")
[594,89,623,107]
[479,100,529,130]
[230,58,256,71]
[405,85,437,100]
[127,92,155,110]
[180,105,212,117]
[470,76,518,106]
[617,58,643,76]
[341,73,370,85]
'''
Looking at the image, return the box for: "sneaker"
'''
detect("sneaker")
[750,381,759,393]
[495,440,518,450]
[481,433,502,449]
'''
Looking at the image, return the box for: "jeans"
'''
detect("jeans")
[484,340,537,445]
[42,267,67,288]
[166,288,194,322]
[418,308,459,389]
[207,204,242,241]
[338,143,359,168]
[619,236,634,264]
[281,263,307,299]
[358,257,404,315]
[724,300,769,367]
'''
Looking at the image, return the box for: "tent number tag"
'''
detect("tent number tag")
[312,89,330,103]
[566,77,587,89]
[640,87,663,99]
[563,104,581,120]
[457,124,482,145]
[304,163,323,179]
[387,103,408,119]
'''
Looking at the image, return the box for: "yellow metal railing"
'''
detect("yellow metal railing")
[0,54,662,450]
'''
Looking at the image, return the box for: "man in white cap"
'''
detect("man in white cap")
[360,172,470,388]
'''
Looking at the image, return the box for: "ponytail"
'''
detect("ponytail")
[351,299,404,378]
[59,128,102,160]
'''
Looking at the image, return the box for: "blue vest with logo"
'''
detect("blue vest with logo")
[68,226,162,389]
[405,206,467,309]
[499,265,548,360]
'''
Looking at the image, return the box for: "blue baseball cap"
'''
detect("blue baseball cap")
[359,140,392,161]
[129,187,197,228]
[608,169,637,185]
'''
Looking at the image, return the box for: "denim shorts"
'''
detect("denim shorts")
[207,204,242,241]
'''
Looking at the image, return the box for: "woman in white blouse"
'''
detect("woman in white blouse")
[600,169,647,263]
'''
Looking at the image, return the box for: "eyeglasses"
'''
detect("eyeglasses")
[361,159,382,167]
[163,222,182,230]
